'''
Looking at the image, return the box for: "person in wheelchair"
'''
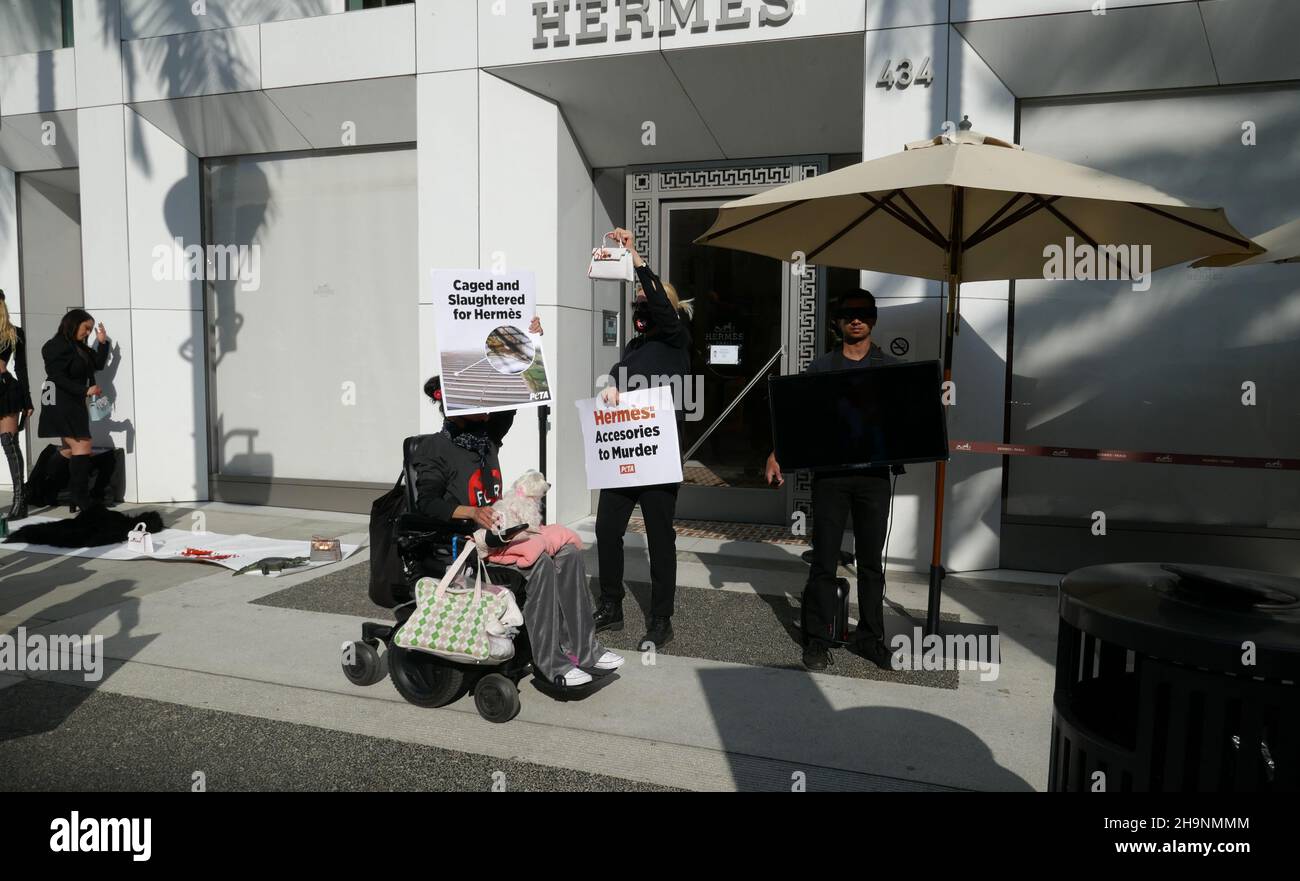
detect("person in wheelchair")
[415,362,624,689]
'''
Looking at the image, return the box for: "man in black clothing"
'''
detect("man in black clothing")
[766,290,899,672]
[592,227,692,651]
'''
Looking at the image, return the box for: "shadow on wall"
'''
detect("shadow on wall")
[90,340,135,464]
[104,0,255,177]
[91,0,285,501]
[213,419,272,506]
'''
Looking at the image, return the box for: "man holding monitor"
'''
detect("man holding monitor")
[765,290,899,672]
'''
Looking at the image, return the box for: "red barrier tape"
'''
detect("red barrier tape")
[950,440,1300,471]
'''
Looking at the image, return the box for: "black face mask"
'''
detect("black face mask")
[634,302,653,334]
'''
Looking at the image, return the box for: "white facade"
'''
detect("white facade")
[1,0,1297,575]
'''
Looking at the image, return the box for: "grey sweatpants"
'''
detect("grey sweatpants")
[503,544,605,683]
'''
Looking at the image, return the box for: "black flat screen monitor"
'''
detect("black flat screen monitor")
[769,360,949,471]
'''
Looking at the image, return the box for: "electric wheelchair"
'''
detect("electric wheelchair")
[341,436,533,723]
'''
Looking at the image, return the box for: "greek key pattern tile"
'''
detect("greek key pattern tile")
[659,166,795,191]
[792,164,820,520]
[632,199,652,258]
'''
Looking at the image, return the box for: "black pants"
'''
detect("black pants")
[596,482,680,620]
[805,472,891,645]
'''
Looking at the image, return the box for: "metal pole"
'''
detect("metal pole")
[927,187,964,635]
[682,347,786,463]
[538,404,549,524]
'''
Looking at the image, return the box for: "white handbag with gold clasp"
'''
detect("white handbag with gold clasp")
[588,233,635,282]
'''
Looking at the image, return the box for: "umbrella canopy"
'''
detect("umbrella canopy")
[697,130,1262,283]
[696,128,1261,635]
[1192,217,1300,267]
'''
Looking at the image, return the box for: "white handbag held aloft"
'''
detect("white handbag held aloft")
[588,233,636,283]
[126,522,155,555]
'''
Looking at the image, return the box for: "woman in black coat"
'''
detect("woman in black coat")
[39,309,111,513]
[0,291,34,519]
[591,227,693,651]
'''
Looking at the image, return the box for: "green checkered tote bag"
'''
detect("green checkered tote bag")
[395,545,502,663]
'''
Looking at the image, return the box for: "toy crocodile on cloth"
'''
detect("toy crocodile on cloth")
[232,556,310,577]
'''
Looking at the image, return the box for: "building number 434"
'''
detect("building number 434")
[876,57,935,90]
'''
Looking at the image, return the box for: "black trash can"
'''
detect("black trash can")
[1050,563,1300,792]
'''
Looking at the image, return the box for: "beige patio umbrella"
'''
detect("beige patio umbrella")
[1192,217,1300,267]
[696,127,1261,634]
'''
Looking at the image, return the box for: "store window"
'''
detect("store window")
[1010,85,1300,538]
[346,0,412,10]
[204,147,418,510]
[0,0,72,56]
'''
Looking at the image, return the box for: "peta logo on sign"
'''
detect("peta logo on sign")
[532,0,794,49]
[620,464,637,475]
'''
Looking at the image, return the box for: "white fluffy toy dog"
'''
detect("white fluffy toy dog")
[473,470,583,565]
[473,470,550,551]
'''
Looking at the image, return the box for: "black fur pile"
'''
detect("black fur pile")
[5,509,166,549]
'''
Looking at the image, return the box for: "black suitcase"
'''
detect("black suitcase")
[801,577,853,646]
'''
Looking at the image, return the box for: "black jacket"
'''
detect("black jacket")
[42,334,108,398]
[608,265,692,405]
[0,325,33,412]
[38,334,109,439]
[410,411,516,533]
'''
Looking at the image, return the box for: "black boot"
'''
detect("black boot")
[67,454,92,514]
[640,616,674,651]
[1,433,27,521]
[802,638,833,672]
[592,600,624,633]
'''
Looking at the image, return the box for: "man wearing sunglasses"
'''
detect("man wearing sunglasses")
[764,290,900,672]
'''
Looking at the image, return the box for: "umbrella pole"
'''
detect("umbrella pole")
[926,189,964,635]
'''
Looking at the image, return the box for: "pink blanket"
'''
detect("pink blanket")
[485,524,584,568]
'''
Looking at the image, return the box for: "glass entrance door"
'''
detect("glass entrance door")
[661,199,788,524]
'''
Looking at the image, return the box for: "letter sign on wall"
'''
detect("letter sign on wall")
[532,0,795,50]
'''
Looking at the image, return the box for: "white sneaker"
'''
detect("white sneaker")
[593,650,625,671]
[558,667,593,687]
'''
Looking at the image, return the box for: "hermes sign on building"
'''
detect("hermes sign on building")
[531,0,796,49]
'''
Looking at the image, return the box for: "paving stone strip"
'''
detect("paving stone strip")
[254,569,959,689]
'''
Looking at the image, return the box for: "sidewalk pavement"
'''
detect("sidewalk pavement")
[0,499,1060,792]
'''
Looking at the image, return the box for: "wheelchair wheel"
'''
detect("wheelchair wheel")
[388,644,467,708]
[341,640,387,687]
[474,673,520,723]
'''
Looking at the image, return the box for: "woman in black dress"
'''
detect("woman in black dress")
[39,309,110,513]
[0,292,34,520]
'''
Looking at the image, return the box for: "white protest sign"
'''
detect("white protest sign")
[432,269,555,415]
[575,386,683,490]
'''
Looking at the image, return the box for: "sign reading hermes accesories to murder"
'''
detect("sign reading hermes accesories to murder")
[575,386,683,490]
[432,269,555,416]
